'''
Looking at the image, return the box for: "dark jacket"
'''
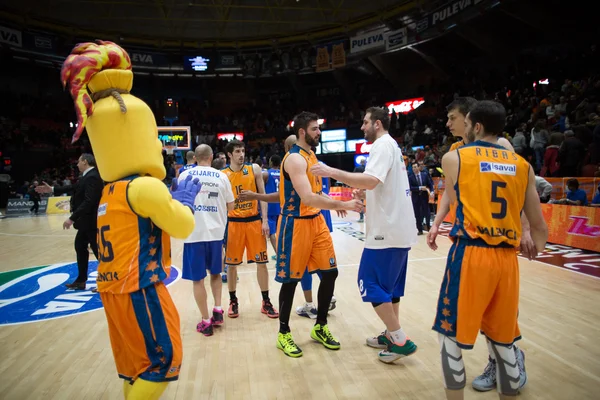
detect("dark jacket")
[54,168,103,230]
[409,170,434,196]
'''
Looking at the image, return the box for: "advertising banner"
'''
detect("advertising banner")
[542,204,600,252]
[22,32,56,53]
[385,97,426,115]
[130,51,169,67]
[0,25,22,47]
[386,28,407,51]
[6,198,47,216]
[350,29,385,54]
[46,196,71,214]
[416,0,489,32]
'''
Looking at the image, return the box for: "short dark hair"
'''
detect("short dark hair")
[212,158,226,170]
[225,139,245,155]
[292,111,319,136]
[270,155,281,167]
[216,152,226,159]
[446,97,477,116]
[365,106,390,130]
[567,178,579,189]
[467,100,506,136]
[80,153,96,167]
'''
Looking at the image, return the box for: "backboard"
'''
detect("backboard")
[158,126,191,151]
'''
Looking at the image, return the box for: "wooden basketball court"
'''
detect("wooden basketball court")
[1,213,599,399]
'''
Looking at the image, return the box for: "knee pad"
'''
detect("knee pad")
[437,333,466,390]
[488,341,520,396]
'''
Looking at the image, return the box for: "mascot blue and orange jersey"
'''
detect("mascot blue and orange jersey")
[279,144,322,217]
[96,178,171,294]
[450,141,530,247]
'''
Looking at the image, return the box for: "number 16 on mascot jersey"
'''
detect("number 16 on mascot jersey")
[61,41,201,400]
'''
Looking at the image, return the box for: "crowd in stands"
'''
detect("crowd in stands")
[2,44,599,205]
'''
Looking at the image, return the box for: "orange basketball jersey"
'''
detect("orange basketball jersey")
[447,140,465,222]
[449,139,465,152]
[450,141,530,247]
[96,178,171,294]
[280,144,322,217]
[222,164,258,218]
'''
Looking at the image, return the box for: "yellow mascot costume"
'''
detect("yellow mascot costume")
[61,40,200,400]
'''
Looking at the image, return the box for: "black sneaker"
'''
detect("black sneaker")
[212,308,224,326]
[228,300,239,318]
[261,300,279,318]
[196,320,213,336]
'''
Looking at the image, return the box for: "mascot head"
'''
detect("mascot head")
[61,40,165,182]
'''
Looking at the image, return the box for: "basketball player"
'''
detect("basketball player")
[211,153,228,280]
[177,150,196,177]
[263,155,282,258]
[296,166,337,318]
[275,111,363,358]
[221,139,277,318]
[239,135,338,318]
[215,152,227,166]
[312,107,418,363]
[428,97,535,391]
[212,156,226,170]
[179,144,234,336]
[432,101,548,400]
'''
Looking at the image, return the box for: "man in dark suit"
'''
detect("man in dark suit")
[409,162,433,235]
[38,153,104,290]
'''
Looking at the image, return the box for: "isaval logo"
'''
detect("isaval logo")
[0,261,180,326]
[479,161,516,175]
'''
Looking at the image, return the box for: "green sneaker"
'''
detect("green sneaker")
[277,332,303,358]
[378,339,417,364]
[310,324,341,350]
[366,331,392,349]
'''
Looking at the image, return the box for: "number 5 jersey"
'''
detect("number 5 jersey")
[450,141,530,247]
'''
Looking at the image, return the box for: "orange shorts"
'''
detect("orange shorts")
[225,217,268,265]
[275,213,337,283]
[432,239,521,349]
[100,282,183,382]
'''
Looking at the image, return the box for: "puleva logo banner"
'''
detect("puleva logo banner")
[0,261,180,326]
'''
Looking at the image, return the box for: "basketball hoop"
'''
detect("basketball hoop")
[165,145,175,155]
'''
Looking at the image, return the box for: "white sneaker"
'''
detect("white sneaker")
[329,296,337,311]
[296,302,317,319]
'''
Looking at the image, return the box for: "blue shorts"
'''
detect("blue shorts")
[268,215,279,235]
[321,210,332,232]
[182,240,223,281]
[357,248,410,303]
